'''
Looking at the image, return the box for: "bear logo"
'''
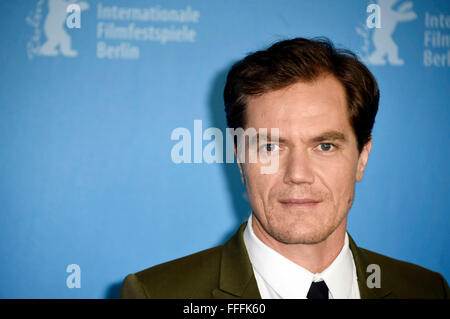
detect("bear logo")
[39,0,89,57]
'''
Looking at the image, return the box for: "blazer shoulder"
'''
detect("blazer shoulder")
[357,246,449,298]
[122,244,223,298]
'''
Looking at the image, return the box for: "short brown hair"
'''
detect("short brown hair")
[223,37,379,152]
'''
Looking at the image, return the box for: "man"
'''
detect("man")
[120,37,449,299]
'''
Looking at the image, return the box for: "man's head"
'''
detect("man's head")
[224,37,379,245]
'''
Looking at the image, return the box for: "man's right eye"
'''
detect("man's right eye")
[261,144,279,152]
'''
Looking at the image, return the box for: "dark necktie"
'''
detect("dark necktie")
[307,280,329,299]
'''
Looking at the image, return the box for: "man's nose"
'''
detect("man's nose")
[283,147,315,185]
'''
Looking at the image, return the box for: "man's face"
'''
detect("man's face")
[238,74,371,245]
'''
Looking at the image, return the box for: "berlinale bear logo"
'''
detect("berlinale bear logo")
[357,0,417,66]
[26,0,89,59]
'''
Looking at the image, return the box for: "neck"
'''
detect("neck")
[251,214,347,273]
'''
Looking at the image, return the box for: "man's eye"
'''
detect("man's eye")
[318,143,335,152]
[261,144,279,152]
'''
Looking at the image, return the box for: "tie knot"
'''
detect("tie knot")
[307,280,329,299]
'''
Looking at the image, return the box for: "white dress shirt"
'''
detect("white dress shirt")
[243,214,361,299]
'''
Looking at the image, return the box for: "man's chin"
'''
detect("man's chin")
[267,226,333,245]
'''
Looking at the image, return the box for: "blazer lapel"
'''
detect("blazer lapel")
[212,222,261,299]
[212,223,391,299]
[348,234,391,299]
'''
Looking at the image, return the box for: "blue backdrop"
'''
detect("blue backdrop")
[0,0,448,298]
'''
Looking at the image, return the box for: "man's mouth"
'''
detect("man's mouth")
[278,198,322,207]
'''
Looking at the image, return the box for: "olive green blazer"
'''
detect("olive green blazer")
[119,222,449,299]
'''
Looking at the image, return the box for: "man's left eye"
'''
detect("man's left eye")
[318,143,335,152]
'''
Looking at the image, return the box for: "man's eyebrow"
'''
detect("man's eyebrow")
[309,131,346,143]
[252,132,285,143]
[251,131,346,143]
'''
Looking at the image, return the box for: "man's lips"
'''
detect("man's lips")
[278,198,322,207]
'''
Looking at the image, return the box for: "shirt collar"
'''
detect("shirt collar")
[243,214,356,299]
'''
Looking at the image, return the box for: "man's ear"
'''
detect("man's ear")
[234,145,246,185]
[356,138,372,182]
